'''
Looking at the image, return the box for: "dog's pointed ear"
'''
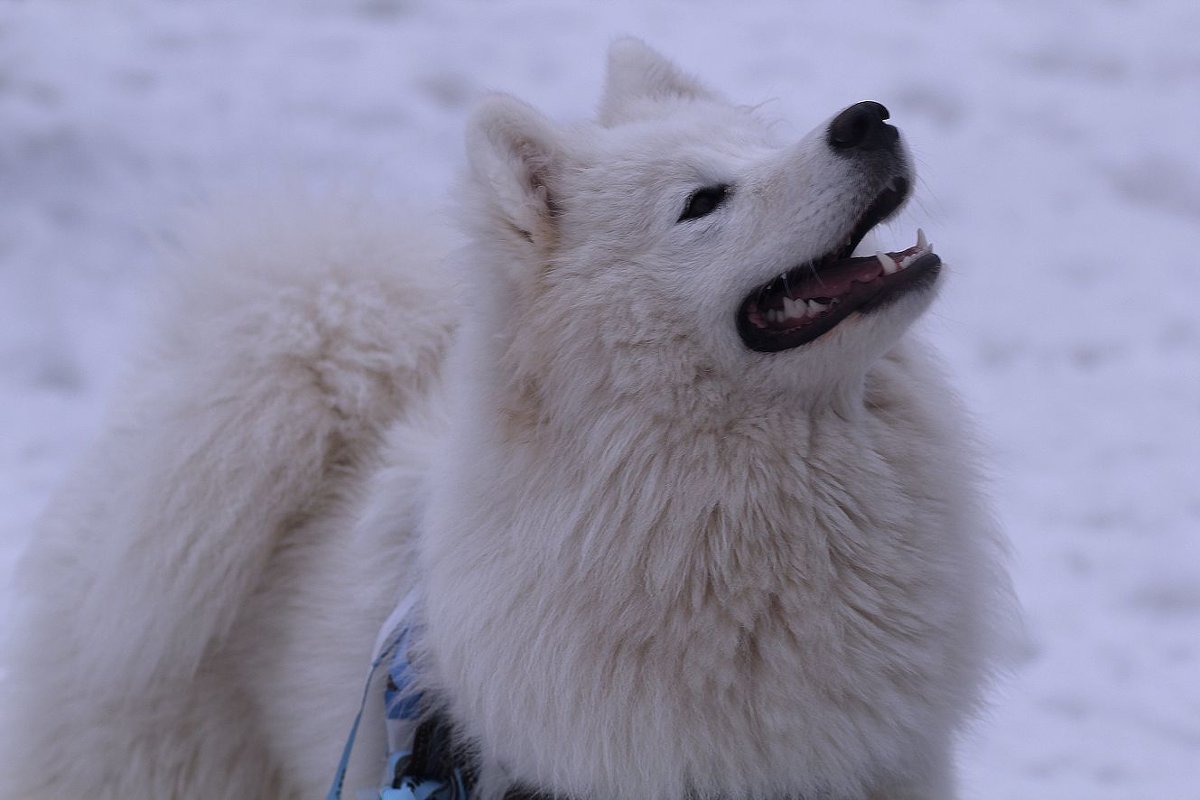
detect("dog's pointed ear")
[598,37,720,126]
[466,93,567,254]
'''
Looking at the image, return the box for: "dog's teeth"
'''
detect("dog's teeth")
[900,252,917,269]
[917,227,928,251]
[876,251,898,275]
[807,300,825,315]
[782,297,800,319]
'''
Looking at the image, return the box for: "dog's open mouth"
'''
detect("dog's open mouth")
[736,179,942,353]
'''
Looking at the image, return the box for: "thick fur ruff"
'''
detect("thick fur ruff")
[0,39,1014,800]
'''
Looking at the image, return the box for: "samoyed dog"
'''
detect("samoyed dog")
[1,39,1014,800]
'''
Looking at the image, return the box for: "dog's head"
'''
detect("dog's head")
[460,38,940,419]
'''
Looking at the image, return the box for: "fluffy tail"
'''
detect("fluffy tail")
[0,195,455,797]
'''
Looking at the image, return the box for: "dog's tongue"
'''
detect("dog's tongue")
[785,256,881,301]
[741,230,939,349]
[751,231,935,324]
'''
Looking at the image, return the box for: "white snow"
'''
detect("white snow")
[2,1,1198,796]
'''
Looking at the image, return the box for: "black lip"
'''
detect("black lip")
[735,176,944,354]
[736,253,941,353]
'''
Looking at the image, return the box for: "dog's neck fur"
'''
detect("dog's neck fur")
[415,315,996,800]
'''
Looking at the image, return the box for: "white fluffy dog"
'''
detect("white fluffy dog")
[1,39,1014,800]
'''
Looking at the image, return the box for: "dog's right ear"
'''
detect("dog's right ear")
[599,37,720,126]
[465,93,567,259]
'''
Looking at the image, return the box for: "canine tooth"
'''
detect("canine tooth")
[876,251,898,275]
[917,227,928,251]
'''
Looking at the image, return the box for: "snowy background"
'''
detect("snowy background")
[2,1,1198,796]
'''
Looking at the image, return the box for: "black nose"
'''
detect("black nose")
[826,101,898,152]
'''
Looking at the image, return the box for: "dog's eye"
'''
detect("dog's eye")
[678,184,729,222]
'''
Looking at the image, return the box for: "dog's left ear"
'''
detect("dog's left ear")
[466,93,568,256]
[599,37,720,126]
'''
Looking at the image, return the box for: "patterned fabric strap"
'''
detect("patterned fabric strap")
[324,628,407,800]
[328,588,563,800]
[326,590,424,800]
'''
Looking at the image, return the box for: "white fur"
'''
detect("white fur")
[0,39,1015,800]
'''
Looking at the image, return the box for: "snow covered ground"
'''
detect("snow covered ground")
[2,1,1198,796]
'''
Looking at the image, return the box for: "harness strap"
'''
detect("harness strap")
[327,589,422,800]
[328,589,565,800]
[325,629,405,800]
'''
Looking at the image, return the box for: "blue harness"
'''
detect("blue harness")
[326,591,472,800]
